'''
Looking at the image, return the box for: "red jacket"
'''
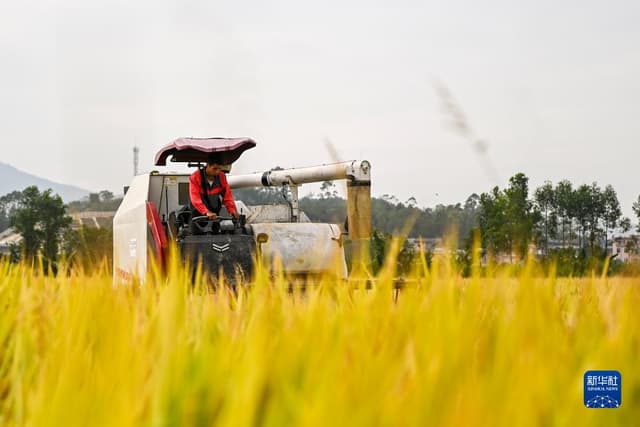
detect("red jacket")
[189,169,237,215]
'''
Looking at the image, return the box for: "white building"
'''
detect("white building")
[0,228,22,255]
[611,234,640,262]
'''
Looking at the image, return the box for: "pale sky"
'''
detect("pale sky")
[1,0,639,216]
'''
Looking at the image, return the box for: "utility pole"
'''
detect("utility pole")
[133,146,139,176]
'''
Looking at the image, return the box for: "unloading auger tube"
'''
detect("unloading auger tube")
[227,160,371,188]
[227,160,372,271]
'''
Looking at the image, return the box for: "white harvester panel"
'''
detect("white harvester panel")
[252,223,347,277]
[113,174,151,281]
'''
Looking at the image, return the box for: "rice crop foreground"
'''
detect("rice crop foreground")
[0,256,638,426]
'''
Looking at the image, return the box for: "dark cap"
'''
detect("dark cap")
[207,153,224,165]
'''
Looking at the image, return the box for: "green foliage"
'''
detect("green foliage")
[319,180,339,198]
[633,195,640,232]
[554,180,574,247]
[477,187,509,256]
[0,209,8,233]
[455,229,480,277]
[62,226,113,271]
[319,194,477,242]
[300,197,347,225]
[539,247,615,277]
[370,229,387,273]
[99,190,114,202]
[368,229,419,275]
[0,190,22,233]
[534,181,557,255]
[66,190,122,213]
[610,259,640,276]
[503,173,539,260]
[9,186,72,265]
[602,184,622,251]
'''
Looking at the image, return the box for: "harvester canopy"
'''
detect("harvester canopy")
[154,137,256,166]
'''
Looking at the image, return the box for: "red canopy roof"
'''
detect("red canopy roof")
[154,137,257,166]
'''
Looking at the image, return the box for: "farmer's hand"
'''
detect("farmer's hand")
[206,211,218,220]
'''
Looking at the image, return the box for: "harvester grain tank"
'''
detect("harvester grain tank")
[113,137,371,282]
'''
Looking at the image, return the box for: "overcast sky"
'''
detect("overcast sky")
[1,0,639,215]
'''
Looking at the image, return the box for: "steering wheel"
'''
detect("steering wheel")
[191,215,234,222]
[191,215,236,234]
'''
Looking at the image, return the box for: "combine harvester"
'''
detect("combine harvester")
[113,138,371,283]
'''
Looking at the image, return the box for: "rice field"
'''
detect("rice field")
[0,252,638,426]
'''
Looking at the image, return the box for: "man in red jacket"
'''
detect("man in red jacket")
[189,154,239,221]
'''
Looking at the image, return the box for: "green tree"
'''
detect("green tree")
[62,226,113,271]
[319,181,339,199]
[459,194,480,241]
[569,183,610,255]
[602,185,622,252]
[10,186,72,265]
[366,229,417,275]
[583,183,606,254]
[620,217,632,234]
[572,184,592,250]
[463,193,479,211]
[534,181,556,255]
[11,187,41,259]
[66,190,122,213]
[633,195,640,232]
[99,190,114,202]
[0,191,22,233]
[625,237,639,256]
[554,180,574,247]
[0,210,7,233]
[477,187,508,257]
[504,173,539,260]
[476,174,539,261]
[370,229,387,274]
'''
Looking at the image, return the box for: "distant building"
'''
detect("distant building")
[407,237,444,254]
[70,211,116,229]
[0,228,22,255]
[611,235,640,262]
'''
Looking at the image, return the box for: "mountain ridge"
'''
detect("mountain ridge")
[0,162,90,202]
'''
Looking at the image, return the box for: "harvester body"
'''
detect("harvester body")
[113,138,370,283]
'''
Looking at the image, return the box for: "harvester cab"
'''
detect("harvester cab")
[113,137,371,284]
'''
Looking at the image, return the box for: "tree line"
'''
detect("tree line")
[476,173,632,261]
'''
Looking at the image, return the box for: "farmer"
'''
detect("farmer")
[189,153,239,223]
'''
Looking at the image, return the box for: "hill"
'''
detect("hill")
[0,162,89,202]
